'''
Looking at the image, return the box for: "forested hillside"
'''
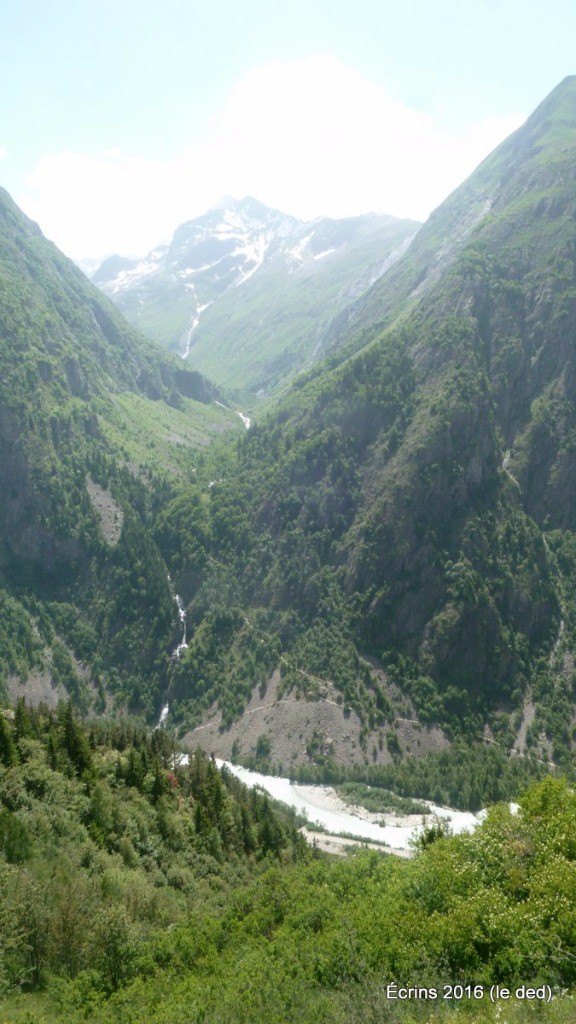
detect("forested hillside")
[4,82,576,773]
[0,186,241,721]
[145,78,576,774]
[4,72,576,1024]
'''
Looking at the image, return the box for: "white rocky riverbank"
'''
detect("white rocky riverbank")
[216,761,485,857]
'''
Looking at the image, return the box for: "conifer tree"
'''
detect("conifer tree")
[0,715,17,767]
[61,702,93,776]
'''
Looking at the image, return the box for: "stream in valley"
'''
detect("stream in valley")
[216,760,485,856]
[160,594,484,855]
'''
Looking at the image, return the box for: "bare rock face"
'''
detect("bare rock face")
[86,478,124,547]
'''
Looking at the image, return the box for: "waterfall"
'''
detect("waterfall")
[172,594,188,659]
[157,586,189,728]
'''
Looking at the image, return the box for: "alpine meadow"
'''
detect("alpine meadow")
[3,77,576,1023]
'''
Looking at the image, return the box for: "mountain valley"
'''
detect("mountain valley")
[3,75,576,1024]
[150,77,576,782]
[3,82,576,777]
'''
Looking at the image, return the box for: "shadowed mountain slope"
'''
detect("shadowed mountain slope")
[0,187,240,717]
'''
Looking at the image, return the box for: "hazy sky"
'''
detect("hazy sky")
[2,0,574,260]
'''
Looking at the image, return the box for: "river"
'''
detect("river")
[215,760,485,856]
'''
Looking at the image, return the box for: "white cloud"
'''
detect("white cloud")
[18,56,524,261]
[23,151,183,259]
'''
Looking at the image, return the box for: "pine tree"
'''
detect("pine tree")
[0,715,17,767]
[62,702,93,776]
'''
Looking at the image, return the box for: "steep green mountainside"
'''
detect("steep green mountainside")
[93,198,418,403]
[0,187,241,717]
[7,82,576,1024]
[321,75,576,536]
[151,78,576,769]
[323,75,576,362]
[2,706,576,1022]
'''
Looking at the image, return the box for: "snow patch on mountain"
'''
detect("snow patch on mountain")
[106,256,162,293]
[287,234,313,264]
[92,198,421,392]
[94,199,349,302]
[313,247,337,261]
[234,234,269,284]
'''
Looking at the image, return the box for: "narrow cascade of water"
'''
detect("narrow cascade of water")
[173,594,188,659]
[157,587,189,728]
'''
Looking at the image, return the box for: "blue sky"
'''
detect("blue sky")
[2,0,574,260]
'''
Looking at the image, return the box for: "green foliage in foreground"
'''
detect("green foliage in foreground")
[2,708,576,1022]
[0,703,306,1008]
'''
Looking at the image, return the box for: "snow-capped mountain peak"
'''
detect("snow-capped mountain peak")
[92,198,420,397]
